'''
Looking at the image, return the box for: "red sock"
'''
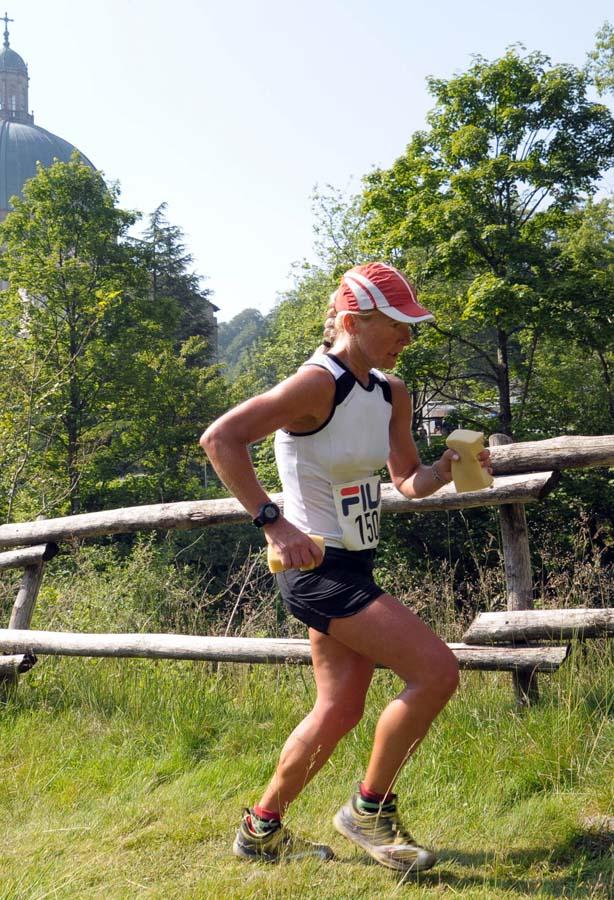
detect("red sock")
[359,782,394,804]
[253,804,281,823]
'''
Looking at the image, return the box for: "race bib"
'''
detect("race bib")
[332,476,381,551]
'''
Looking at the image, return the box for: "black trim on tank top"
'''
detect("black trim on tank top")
[282,354,390,437]
[327,353,392,403]
[282,366,353,436]
[379,377,392,404]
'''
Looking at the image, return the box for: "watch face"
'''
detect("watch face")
[253,502,280,527]
[263,504,279,522]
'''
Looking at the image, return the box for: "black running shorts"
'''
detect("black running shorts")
[276,546,384,634]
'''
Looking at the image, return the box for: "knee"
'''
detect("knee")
[436,653,460,701]
[316,697,365,740]
[411,650,460,706]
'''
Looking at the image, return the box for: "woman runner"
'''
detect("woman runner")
[200,262,492,872]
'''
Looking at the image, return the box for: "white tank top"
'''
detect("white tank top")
[274,353,393,549]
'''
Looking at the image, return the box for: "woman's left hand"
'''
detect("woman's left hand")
[478,447,494,475]
[436,447,493,482]
[435,448,458,482]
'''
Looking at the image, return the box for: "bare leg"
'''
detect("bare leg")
[329,594,459,796]
[258,629,375,816]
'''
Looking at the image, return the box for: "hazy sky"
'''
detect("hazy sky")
[11,0,613,322]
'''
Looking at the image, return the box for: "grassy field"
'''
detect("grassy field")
[0,641,612,899]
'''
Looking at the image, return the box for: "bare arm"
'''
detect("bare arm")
[200,367,334,569]
[386,376,491,498]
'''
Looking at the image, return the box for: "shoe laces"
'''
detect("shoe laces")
[245,810,281,838]
[360,801,416,846]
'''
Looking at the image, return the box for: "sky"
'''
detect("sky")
[10,0,613,322]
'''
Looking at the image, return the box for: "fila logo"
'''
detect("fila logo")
[340,482,381,517]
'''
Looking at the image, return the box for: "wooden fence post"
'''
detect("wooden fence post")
[0,535,56,696]
[9,562,45,630]
[0,563,44,696]
[490,433,538,707]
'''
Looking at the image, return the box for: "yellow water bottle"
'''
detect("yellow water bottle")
[445,429,494,493]
[267,535,325,573]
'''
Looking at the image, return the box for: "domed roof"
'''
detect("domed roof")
[0,45,26,74]
[0,120,95,211]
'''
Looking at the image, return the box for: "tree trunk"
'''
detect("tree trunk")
[496,328,513,436]
[516,328,540,429]
[595,349,614,423]
[67,307,81,515]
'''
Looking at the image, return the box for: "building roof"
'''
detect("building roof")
[0,45,27,74]
[0,120,95,211]
[0,15,95,214]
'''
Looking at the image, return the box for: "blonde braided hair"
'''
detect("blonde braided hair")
[320,293,338,350]
[317,291,376,354]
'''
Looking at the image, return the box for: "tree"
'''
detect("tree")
[361,48,614,435]
[542,199,614,425]
[138,203,217,364]
[587,22,614,95]
[0,156,152,514]
[218,308,267,380]
[0,157,224,519]
[310,185,370,273]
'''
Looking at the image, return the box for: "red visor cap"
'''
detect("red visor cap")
[334,263,434,323]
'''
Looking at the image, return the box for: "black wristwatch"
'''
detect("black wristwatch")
[252,501,281,528]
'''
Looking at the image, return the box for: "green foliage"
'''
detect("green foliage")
[137,202,217,365]
[218,308,267,380]
[545,199,614,425]
[310,184,371,272]
[0,159,225,518]
[229,265,335,405]
[361,48,614,435]
[0,155,151,516]
[35,538,197,634]
[587,21,614,95]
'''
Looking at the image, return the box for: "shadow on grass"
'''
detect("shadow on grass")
[334,832,612,896]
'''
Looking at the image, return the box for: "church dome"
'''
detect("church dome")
[0,45,26,74]
[0,14,96,216]
[0,120,95,211]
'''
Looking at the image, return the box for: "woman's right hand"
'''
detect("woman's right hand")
[264,518,324,571]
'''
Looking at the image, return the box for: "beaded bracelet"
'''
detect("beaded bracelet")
[431,462,450,486]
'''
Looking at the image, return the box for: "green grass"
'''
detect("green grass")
[0,643,612,899]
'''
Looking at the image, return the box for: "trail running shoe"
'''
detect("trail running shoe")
[333,792,436,872]
[232,808,335,863]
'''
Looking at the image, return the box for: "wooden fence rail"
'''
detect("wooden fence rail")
[0,630,570,673]
[463,609,614,644]
[0,653,36,683]
[0,472,557,549]
[488,435,614,475]
[0,433,612,705]
[0,543,59,570]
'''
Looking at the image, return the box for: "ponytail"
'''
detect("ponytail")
[316,290,376,354]
[316,292,338,354]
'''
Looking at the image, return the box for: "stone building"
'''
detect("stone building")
[0,14,218,355]
[0,13,95,220]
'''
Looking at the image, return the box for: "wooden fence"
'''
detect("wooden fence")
[0,434,612,705]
